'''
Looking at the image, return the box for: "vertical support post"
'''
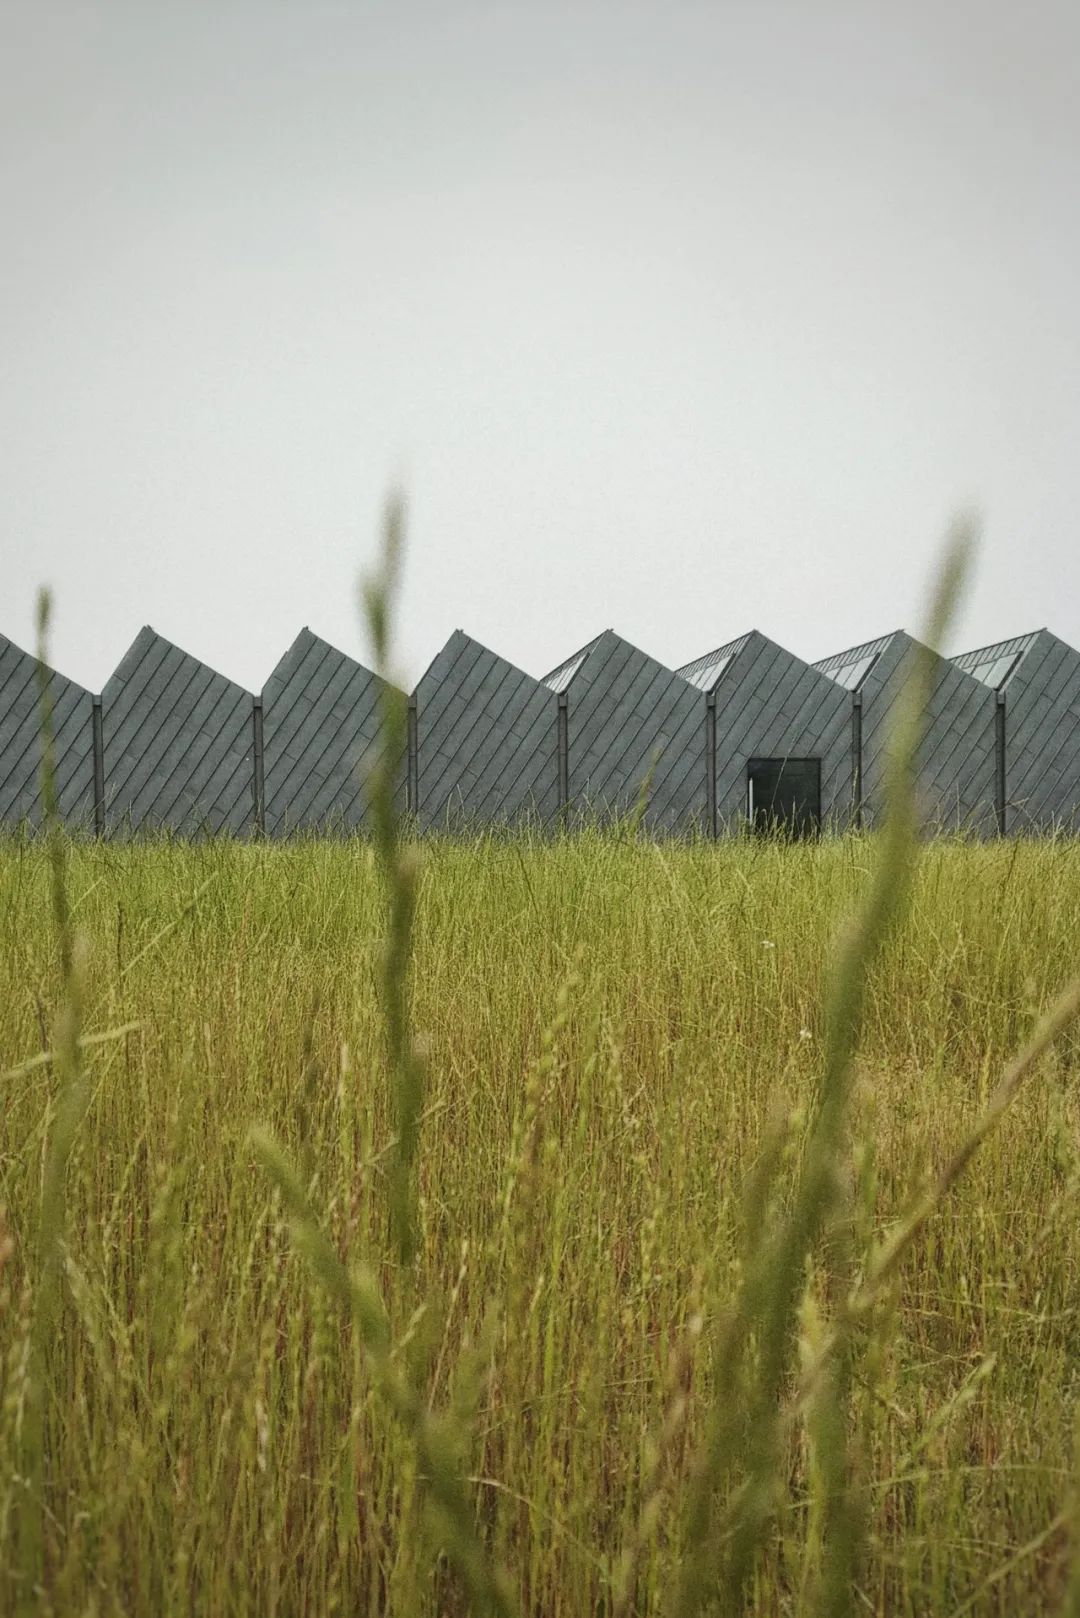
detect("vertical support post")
[705,690,717,839]
[995,688,1007,836]
[557,690,569,826]
[92,695,105,839]
[407,694,418,819]
[252,696,265,835]
[852,688,863,830]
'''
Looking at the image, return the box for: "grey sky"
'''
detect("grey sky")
[3,1,1078,693]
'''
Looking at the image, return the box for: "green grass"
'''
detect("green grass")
[3,829,1080,1614]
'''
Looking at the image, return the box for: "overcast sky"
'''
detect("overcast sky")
[3,1,1078,693]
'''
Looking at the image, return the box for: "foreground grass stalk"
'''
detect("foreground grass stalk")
[677,521,973,1616]
[15,593,91,1612]
[246,500,513,1614]
[361,490,427,1267]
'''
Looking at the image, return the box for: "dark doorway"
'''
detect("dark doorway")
[747,758,821,839]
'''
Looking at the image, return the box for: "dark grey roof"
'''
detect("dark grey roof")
[951,631,1042,689]
[0,632,95,828]
[677,633,752,692]
[102,626,254,836]
[3,614,1079,839]
[541,632,608,692]
[261,627,399,833]
[814,632,898,690]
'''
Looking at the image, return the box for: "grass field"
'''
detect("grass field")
[3,826,1080,1616]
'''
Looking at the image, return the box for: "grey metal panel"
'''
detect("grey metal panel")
[561,631,704,832]
[813,632,896,680]
[262,628,401,834]
[421,653,518,820]
[415,632,557,830]
[5,613,1078,840]
[572,647,662,786]
[102,627,255,836]
[712,633,853,829]
[953,631,1041,686]
[998,632,1080,831]
[542,632,606,693]
[0,633,94,829]
[647,701,707,831]
[844,632,997,832]
[677,633,752,691]
[585,665,691,803]
[417,633,484,738]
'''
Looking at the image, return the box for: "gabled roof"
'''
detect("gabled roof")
[103,624,253,699]
[541,631,609,692]
[951,631,1042,690]
[813,632,899,691]
[676,633,752,692]
[263,625,384,694]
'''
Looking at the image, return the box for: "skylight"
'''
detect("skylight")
[541,633,605,692]
[952,633,1038,690]
[676,634,750,692]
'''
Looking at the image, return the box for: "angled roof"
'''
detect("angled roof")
[541,631,609,692]
[262,626,392,702]
[102,626,255,835]
[677,633,752,692]
[0,631,95,825]
[814,632,899,690]
[951,631,1042,690]
[416,628,537,694]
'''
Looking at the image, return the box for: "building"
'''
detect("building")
[262,627,402,834]
[102,627,254,836]
[3,615,1079,839]
[0,632,95,830]
[542,630,704,832]
[814,631,996,832]
[411,631,557,831]
[952,629,1080,834]
[678,631,853,834]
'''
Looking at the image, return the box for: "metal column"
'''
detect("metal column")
[252,696,265,834]
[92,695,105,838]
[852,688,863,830]
[995,688,1007,836]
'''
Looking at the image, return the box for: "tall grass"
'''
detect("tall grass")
[2,828,1080,1612]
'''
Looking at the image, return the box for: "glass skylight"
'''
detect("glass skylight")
[952,634,1038,690]
[814,633,894,691]
[541,633,605,692]
[677,634,750,692]
[827,652,879,690]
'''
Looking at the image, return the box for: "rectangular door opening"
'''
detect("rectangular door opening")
[747,757,821,839]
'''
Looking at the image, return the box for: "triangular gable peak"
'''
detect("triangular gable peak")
[816,629,989,699]
[951,630,1044,690]
[104,625,253,701]
[101,627,255,835]
[413,630,557,829]
[540,631,610,692]
[0,632,95,827]
[677,632,754,692]
[814,631,900,691]
[542,629,696,695]
[415,629,542,696]
[262,626,392,701]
